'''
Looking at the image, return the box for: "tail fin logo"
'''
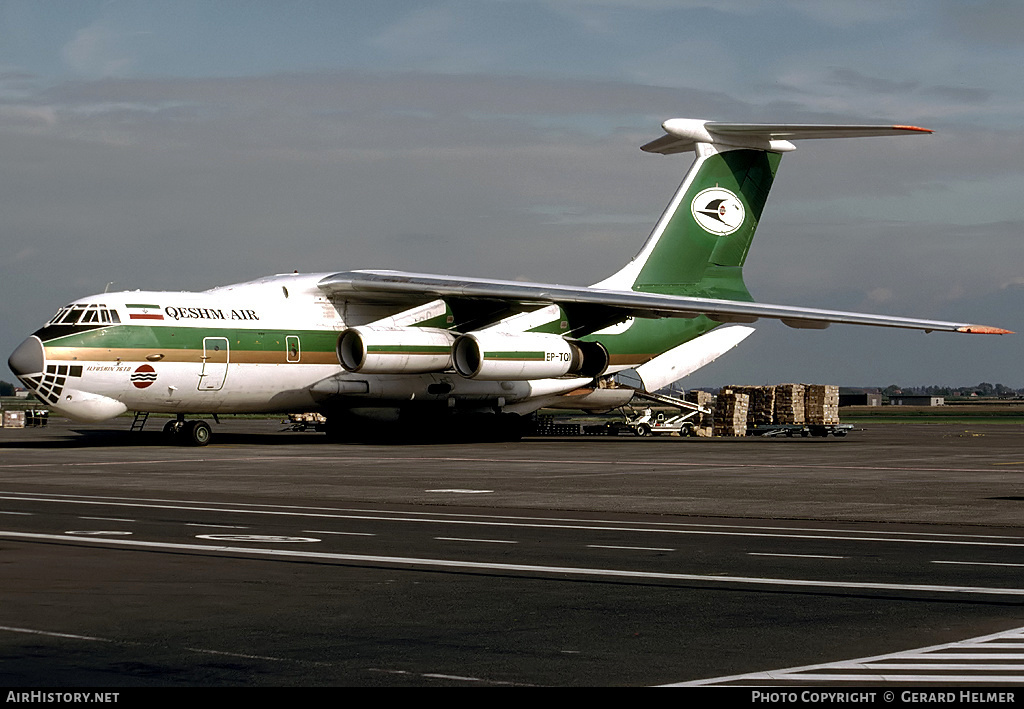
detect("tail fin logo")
[691,187,745,236]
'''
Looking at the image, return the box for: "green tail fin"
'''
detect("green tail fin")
[580,119,931,366]
[597,144,781,302]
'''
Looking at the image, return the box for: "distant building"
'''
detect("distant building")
[839,393,882,407]
[888,395,944,406]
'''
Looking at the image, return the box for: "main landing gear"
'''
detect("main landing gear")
[163,415,212,446]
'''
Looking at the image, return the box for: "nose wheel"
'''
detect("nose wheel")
[163,417,212,446]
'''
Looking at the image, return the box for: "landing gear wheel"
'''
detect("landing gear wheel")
[162,420,179,436]
[185,420,211,446]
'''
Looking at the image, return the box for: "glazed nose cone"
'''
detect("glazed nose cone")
[8,336,44,378]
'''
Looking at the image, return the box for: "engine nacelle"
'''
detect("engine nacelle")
[337,326,455,374]
[453,331,608,381]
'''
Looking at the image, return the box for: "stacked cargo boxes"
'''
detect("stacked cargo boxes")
[727,385,776,425]
[773,383,805,425]
[529,382,839,438]
[2,411,26,428]
[713,390,749,437]
[805,384,840,425]
[754,386,776,425]
[686,390,715,437]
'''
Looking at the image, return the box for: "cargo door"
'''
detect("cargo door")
[199,337,229,391]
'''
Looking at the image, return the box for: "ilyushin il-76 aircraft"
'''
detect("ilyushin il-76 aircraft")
[8,119,1012,445]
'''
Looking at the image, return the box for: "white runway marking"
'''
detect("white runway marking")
[435,537,518,544]
[749,553,845,559]
[426,489,494,494]
[671,626,1024,685]
[3,491,1021,548]
[588,545,675,552]
[0,625,111,642]
[0,624,328,665]
[368,667,530,686]
[3,530,1023,597]
[194,534,320,543]
[933,560,1024,568]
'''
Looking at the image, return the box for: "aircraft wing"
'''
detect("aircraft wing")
[318,270,1011,334]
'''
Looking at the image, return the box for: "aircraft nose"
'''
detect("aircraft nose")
[8,336,45,378]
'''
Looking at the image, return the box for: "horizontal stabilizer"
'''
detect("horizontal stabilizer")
[641,119,932,155]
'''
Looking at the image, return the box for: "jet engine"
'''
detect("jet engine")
[453,331,608,381]
[337,326,455,374]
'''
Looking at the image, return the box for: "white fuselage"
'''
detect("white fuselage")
[12,273,615,423]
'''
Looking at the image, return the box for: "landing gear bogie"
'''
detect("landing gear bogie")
[163,416,212,446]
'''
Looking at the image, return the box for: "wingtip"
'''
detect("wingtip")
[956,325,1014,335]
[893,124,933,134]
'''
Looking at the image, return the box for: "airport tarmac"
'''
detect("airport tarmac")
[2,417,1023,526]
[1,418,1022,686]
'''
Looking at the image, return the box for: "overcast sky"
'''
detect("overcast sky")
[2,0,1023,388]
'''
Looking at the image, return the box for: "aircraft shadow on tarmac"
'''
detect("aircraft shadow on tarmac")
[0,426,855,448]
[0,427,557,448]
[0,428,409,448]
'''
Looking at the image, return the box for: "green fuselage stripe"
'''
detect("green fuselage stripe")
[36,324,339,355]
[484,351,546,361]
[366,345,451,354]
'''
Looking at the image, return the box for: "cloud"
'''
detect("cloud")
[938,0,1024,46]
[0,103,56,128]
[62,20,136,78]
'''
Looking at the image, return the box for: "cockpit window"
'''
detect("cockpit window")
[58,308,84,324]
[45,305,119,327]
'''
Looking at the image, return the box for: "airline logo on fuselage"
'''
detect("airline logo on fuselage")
[691,187,745,236]
[131,364,157,389]
[163,306,260,321]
